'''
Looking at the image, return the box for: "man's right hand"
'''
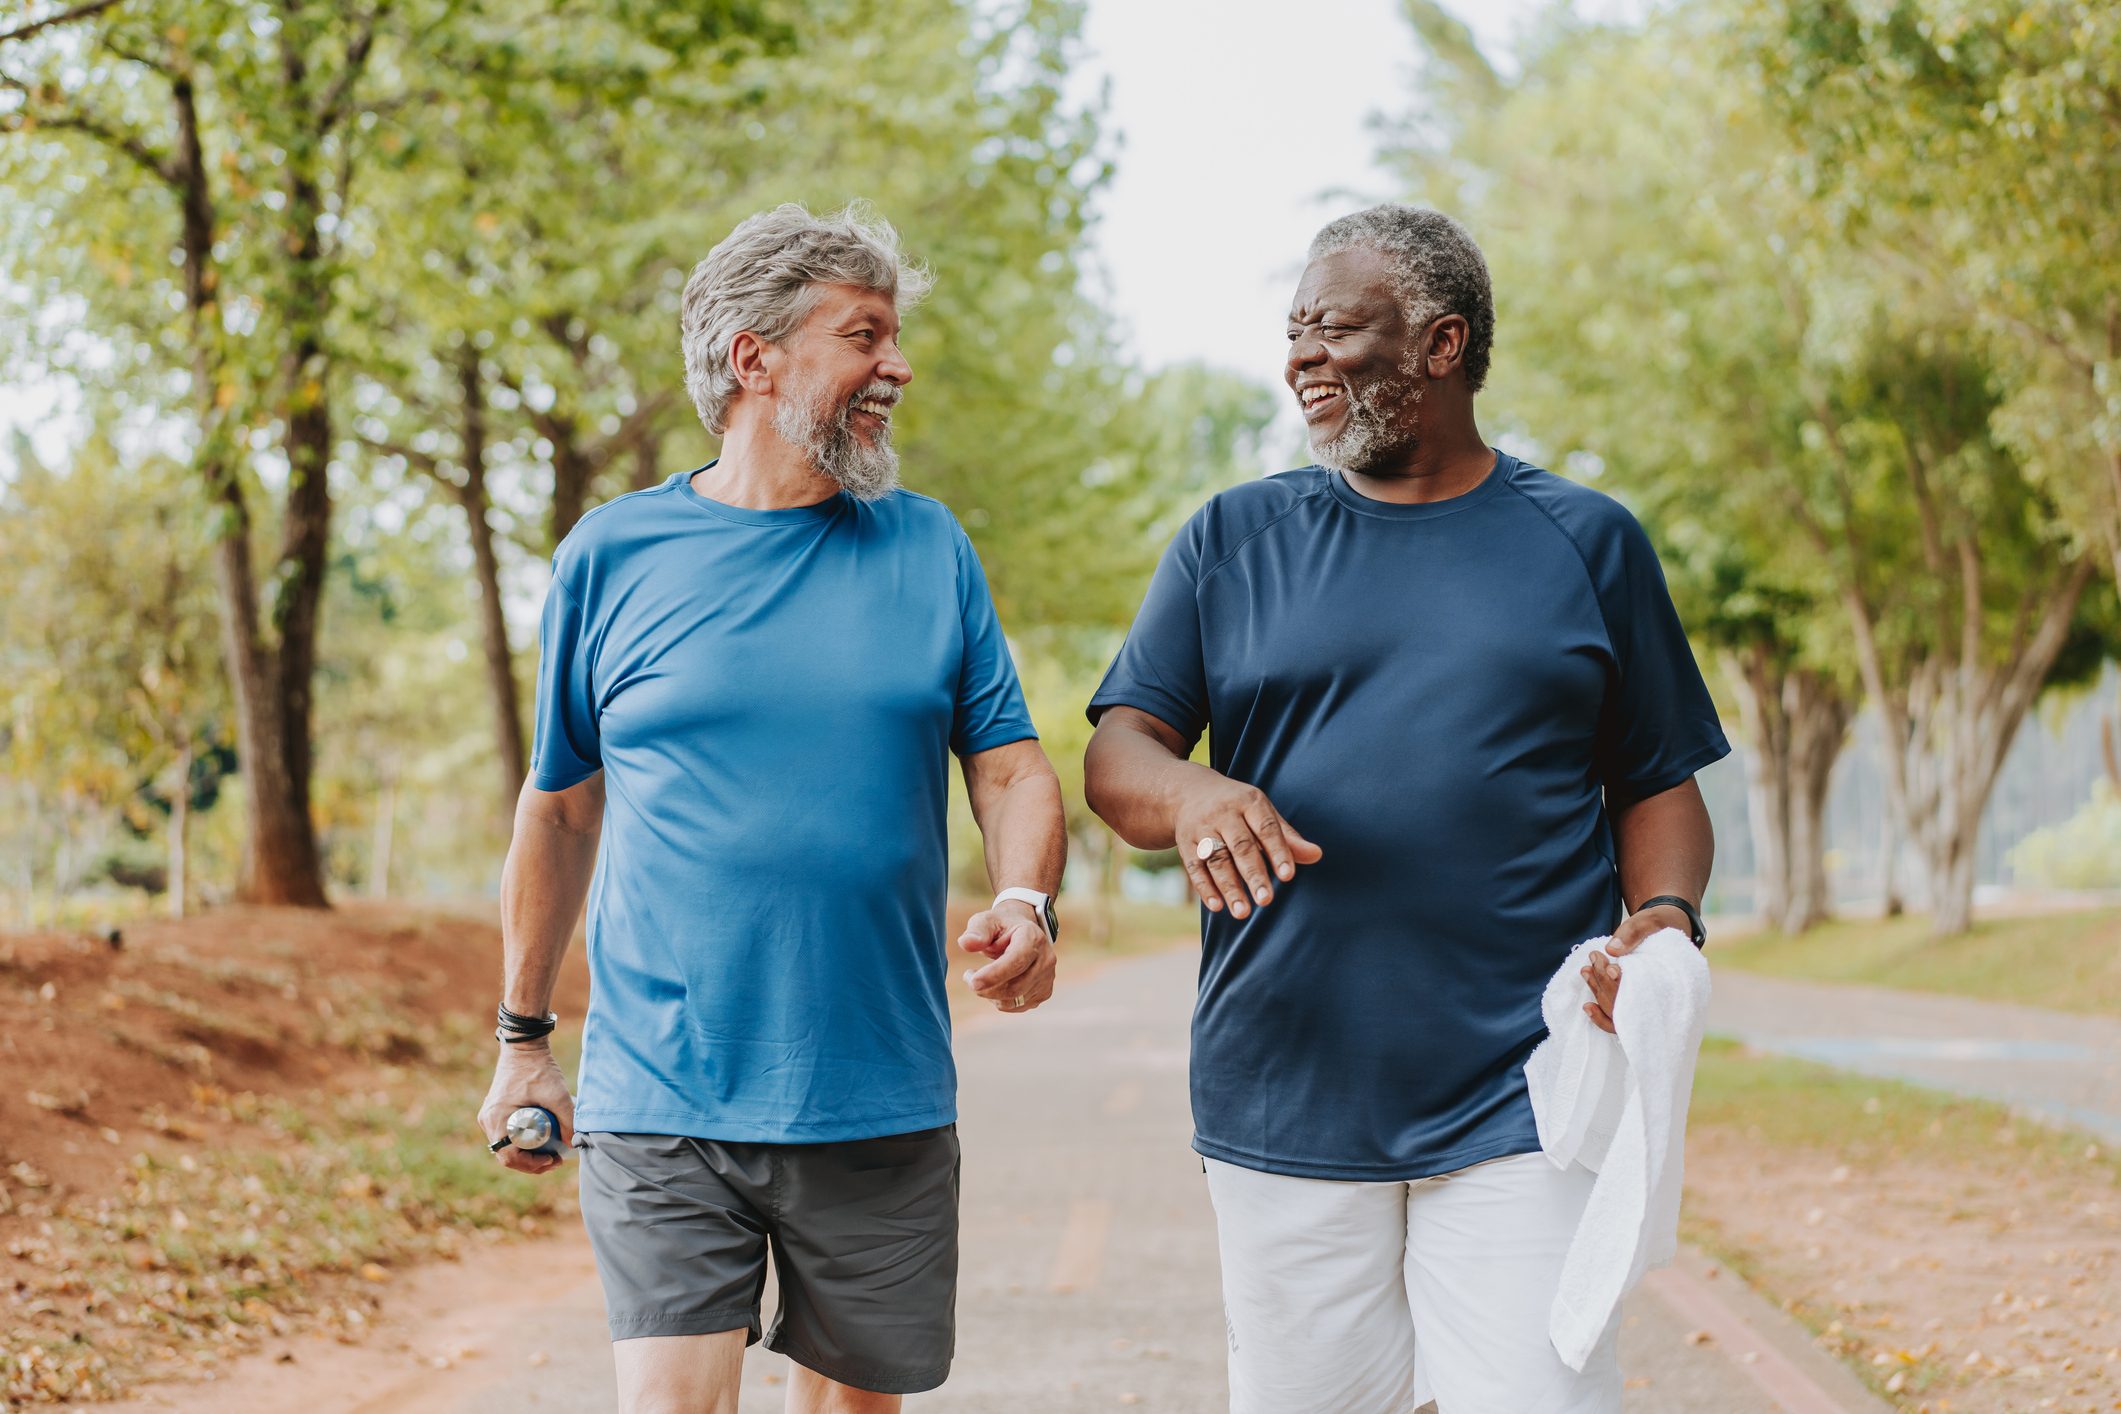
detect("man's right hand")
[477,1041,577,1176]
[1174,775,1323,919]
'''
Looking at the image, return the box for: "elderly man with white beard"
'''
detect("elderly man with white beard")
[1084,205,1729,1413]
[476,203,1067,1414]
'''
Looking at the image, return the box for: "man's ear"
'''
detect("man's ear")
[729,329,774,397]
[1424,314,1471,380]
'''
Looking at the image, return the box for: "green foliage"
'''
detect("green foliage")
[1716,904,2121,1016]
[3,0,1263,905]
[2008,782,2121,891]
[0,429,227,908]
[1734,0,2121,565]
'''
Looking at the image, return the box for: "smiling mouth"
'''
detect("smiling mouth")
[1298,384,1344,420]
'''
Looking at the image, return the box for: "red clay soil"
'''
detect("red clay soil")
[0,898,1001,1404]
[0,904,587,1264]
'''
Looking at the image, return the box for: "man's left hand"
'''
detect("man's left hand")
[1580,903,1693,1034]
[958,904,1056,1014]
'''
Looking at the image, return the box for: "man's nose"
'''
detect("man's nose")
[1286,334,1325,376]
[879,341,913,386]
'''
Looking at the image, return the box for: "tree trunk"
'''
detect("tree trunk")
[1781,671,1850,932]
[17,782,37,929]
[1859,561,2096,937]
[1928,828,1978,937]
[369,769,396,900]
[173,69,329,907]
[2102,713,2120,794]
[167,737,192,920]
[1723,646,1793,930]
[1879,804,1905,917]
[550,427,595,550]
[631,426,663,491]
[455,352,527,818]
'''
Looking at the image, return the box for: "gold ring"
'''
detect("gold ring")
[1012,995,1026,1008]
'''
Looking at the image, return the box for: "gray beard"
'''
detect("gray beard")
[774,375,902,501]
[1310,374,1423,474]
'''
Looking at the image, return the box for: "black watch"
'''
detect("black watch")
[1635,894,1706,949]
[992,888,1059,944]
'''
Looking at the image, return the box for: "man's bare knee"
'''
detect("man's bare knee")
[785,1361,902,1414]
[613,1329,747,1414]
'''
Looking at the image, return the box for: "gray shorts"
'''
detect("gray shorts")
[576,1125,959,1394]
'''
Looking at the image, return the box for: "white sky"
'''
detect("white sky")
[1073,0,1641,391]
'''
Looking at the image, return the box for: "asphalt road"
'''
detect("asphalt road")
[105,945,1884,1414]
[1708,969,2121,1141]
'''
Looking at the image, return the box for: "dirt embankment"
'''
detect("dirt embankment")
[1,903,589,1406]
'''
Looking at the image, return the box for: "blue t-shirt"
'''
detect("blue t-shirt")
[1089,453,1729,1180]
[532,469,1036,1143]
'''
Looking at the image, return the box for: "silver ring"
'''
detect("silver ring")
[1196,835,1227,862]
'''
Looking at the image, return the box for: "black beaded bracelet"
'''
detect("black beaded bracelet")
[495,1003,558,1044]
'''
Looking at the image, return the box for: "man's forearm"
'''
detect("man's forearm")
[499,801,601,1018]
[974,764,1067,898]
[1083,714,1212,850]
[1611,777,1714,915]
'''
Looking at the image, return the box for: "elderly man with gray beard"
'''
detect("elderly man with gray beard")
[1084,205,1730,1412]
[475,203,1067,1414]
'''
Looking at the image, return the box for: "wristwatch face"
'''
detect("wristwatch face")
[1042,898,1060,944]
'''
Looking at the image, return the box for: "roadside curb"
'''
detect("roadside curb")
[1641,1245,1893,1413]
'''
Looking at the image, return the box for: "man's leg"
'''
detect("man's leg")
[766,1126,961,1397]
[1402,1152,1622,1413]
[1203,1157,1418,1414]
[613,1331,746,1414]
[784,1362,902,1413]
[577,1134,774,1413]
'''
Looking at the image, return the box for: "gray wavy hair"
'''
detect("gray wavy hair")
[680,202,932,435]
[1309,205,1495,392]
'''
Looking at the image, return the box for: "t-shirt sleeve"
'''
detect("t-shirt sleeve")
[950,526,1037,757]
[528,570,603,791]
[1591,513,1731,801]
[1087,510,1208,740]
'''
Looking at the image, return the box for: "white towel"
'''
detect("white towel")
[1523,926,1710,1371]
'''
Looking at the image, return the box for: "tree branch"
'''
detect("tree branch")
[0,0,126,48]
[316,0,391,135]
[586,388,674,470]
[1,76,174,183]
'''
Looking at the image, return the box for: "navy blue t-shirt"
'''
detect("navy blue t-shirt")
[1088,453,1729,1180]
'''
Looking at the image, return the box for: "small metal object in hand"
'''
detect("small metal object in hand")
[501,1105,567,1161]
[1196,835,1226,861]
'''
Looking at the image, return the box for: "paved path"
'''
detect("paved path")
[111,946,1882,1413]
[1708,971,2121,1141]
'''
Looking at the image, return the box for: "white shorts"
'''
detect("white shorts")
[1205,1151,1621,1414]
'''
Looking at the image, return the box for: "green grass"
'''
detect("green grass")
[1690,1035,2118,1174]
[1714,905,2121,1016]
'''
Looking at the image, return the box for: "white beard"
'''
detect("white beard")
[1310,373,1423,474]
[774,373,902,501]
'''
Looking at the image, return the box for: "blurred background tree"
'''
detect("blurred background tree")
[1384,0,2115,936]
[0,429,227,919]
[1,0,2114,938]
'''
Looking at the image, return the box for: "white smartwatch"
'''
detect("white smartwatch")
[992,887,1059,943]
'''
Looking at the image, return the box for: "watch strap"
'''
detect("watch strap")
[1636,894,1706,949]
[992,887,1059,944]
